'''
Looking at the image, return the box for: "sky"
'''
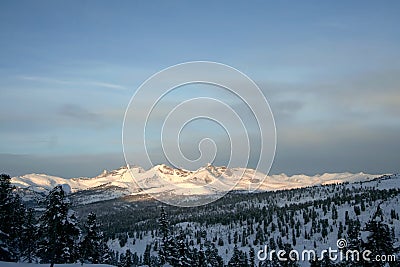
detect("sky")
[0,1,399,178]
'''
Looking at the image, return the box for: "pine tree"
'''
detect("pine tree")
[79,212,109,264]
[120,249,133,267]
[240,251,249,266]
[319,252,335,267]
[10,193,25,260]
[228,244,241,266]
[263,253,281,267]
[343,219,363,267]
[337,221,343,239]
[292,228,296,246]
[204,241,223,267]
[158,207,168,264]
[0,229,9,261]
[177,230,191,266]
[197,245,207,267]
[20,208,36,263]
[249,247,255,267]
[112,251,120,266]
[143,244,151,266]
[102,246,113,265]
[0,173,25,261]
[280,243,299,267]
[309,258,320,267]
[132,251,139,266]
[362,216,395,267]
[158,206,178,265]
[0,175,11,261]
[36,185,80,266]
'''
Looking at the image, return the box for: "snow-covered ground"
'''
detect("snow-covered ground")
[105,174,400,266]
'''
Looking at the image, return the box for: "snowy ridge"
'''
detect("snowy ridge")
[12,166,142,194]
[11,164,381,199]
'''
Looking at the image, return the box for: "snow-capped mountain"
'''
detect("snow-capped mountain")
[11,164,382,205]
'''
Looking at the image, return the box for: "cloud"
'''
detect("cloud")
[19,76,72,84]
[58,104,100,121]
[271,124,400,175]
[18,75,127,90]
[270,100,304,121]
[257,67,400,126]
[87,81,126,90]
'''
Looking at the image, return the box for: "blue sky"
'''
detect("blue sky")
[0,1,399,177]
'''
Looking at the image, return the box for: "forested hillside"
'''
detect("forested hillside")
[1,173,399,266]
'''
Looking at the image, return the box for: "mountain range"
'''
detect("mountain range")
[11,164,381,205]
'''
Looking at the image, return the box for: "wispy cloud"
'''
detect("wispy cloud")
[87,81,126,90]
[19,76,71,84]
[18,75,127,90]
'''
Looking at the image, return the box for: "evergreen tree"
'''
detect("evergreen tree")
[240,251,249,266]
[119,252,125,266]
[143,244,151,266]
[150,254,161,266]
[132,251,139,266]
[158,207,178,265]
[346,219,361,250]
[102,246,113,265]
[362,217,395,267]
[79,212,109,264]
[112,251,120,266]
[197,245,207,267]
[0,174,25,261]
[319,252,336,267]
[0,174,14,252]
[309,258,320,267]
[228,244,241,266]
[36,186,80,266]
[20,208,36,263]
[10,193,25,260]
[177,230,191,266]
[0,229,10,261]
[249,247,255,267]
[262,253,281,267]
[342,219,363,267]
[158,207,168,264]
[204,241,223,267]
[292,228,296,246]
[120,249,133,267]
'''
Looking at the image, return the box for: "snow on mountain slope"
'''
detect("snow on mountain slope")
[11,164,382,204]
[11,166,143,194]
[131,164,380,196]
